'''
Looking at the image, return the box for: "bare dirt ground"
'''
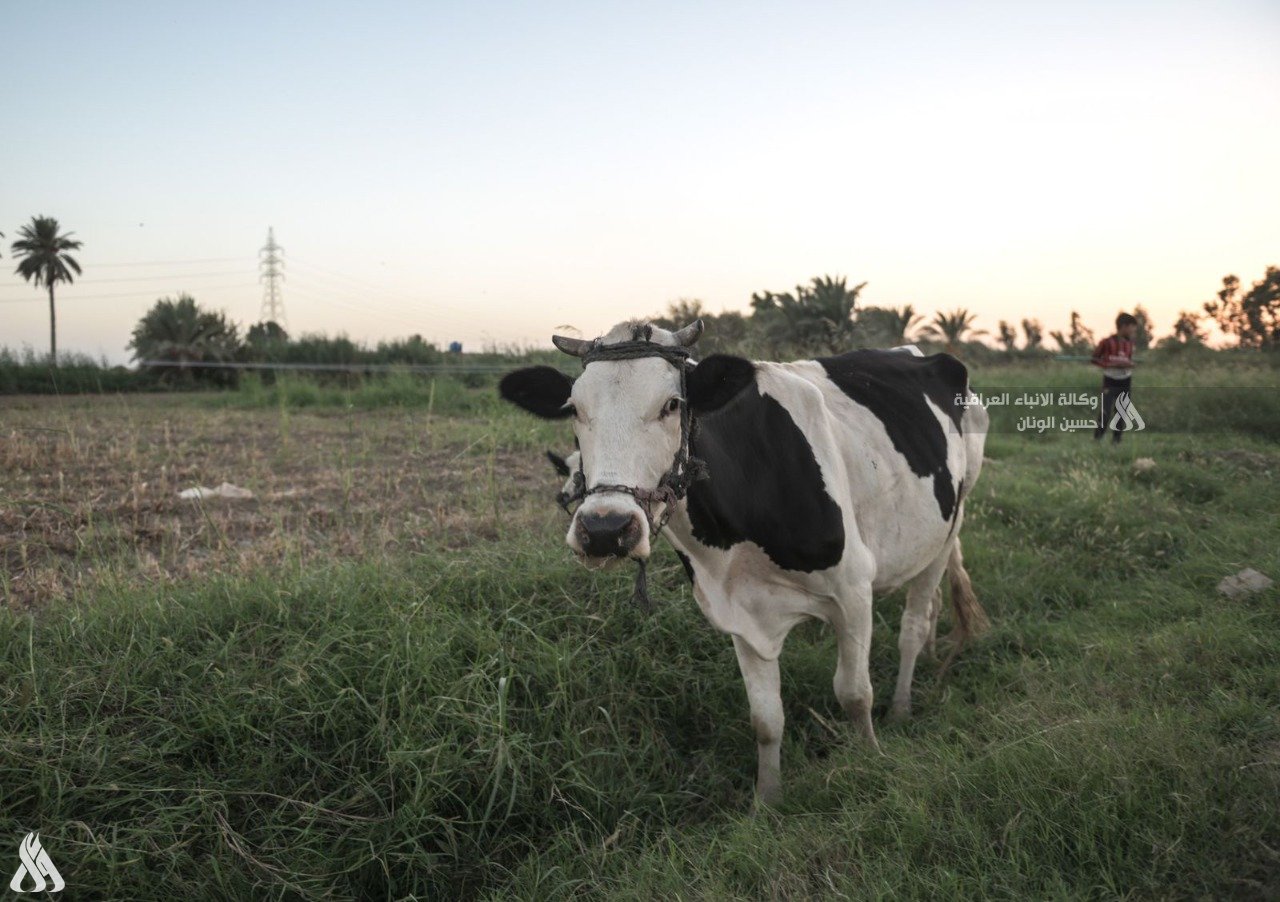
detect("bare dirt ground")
[1,394,557,608]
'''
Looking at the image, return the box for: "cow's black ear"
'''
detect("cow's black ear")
[499,366,574,419]
[686,354,755,414]
[545,449,571,476]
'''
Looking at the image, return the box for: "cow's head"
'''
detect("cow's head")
[501,319,754,565]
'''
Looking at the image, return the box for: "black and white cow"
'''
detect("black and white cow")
[502,320,988,802]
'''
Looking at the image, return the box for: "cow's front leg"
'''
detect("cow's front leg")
[831,580,879,750]
[731,634,783,805]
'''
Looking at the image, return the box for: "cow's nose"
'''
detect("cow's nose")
[575,510,642,558]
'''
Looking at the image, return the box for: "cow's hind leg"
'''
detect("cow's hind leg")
[731,635,784,805]
[830,579,879,749]
[890,544,952,722]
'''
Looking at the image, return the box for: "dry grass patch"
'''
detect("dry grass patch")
[2,394,560,608]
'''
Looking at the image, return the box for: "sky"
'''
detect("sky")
[2,0,1278,363]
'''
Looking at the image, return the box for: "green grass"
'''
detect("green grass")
[2,372,1279,898]
[216,356,1280,439]
[215,371,505,415]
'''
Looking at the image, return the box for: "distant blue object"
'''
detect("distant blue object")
[448,341,463,353]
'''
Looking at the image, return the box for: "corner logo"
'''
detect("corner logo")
[1109,392,1146,432]
[9,833,64,893]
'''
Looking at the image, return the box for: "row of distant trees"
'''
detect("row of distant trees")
[7,213,1280,368]
[648,280,992,358]
[652,268,1280,360]
[111,266,1280,382]
[126,294,451,386]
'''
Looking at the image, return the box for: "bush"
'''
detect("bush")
[0,347,147,394]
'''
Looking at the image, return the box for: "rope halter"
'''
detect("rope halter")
[553,335,707,609]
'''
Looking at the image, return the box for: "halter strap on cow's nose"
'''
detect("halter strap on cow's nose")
[579,482,680,528]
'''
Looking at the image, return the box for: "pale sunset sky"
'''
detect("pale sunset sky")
[3,1,1278,362]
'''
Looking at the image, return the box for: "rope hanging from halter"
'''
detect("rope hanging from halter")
[554,339,707,610]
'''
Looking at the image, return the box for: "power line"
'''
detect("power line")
[285,277,481,332]
[288,257,400,290]
[286,284,453,333]
[288,257,482,321]
[287,259,442,309]
[81,256,251,268]
[137,359,536,374]
[56,269,254,285]
[0,283,259,304]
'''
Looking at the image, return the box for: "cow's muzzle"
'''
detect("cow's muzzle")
[572,509,644,559]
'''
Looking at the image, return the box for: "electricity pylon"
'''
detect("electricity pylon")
[258,227,287,328]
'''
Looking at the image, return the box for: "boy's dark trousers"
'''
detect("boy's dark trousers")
[1095,376,1132,443]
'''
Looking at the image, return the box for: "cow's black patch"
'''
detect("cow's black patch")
[687,383,845,572]
[817,350,968,520]
[686,354,756,414]
[674,549,696,585]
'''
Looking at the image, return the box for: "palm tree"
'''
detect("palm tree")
[129,294,243,385]
[1021,318,1044,350]
[1049,311,1095,354]
[751,275,867,353]
[805,275,866,351]
[11,217,83,366]
[879,304,924,345]
[895,305,924,344]
[923,308,985,354]
[997,320,1018,353]
[854,305,924,346]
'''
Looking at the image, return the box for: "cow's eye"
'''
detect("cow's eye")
[563,402,578,419]
[662,397,682,417]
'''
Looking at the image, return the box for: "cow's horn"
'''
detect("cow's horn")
[672,319,704,347]
[552,335,593,357]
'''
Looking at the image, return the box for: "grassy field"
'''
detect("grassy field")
[2,360,1279,899]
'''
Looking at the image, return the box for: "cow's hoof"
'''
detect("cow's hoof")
[753,770,783,808]
[888,703,911,725]
[842,698,880,749]
[753,786,782,811]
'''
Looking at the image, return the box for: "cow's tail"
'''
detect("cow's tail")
[940,537,989,674]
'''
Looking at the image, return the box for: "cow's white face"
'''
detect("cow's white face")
[502,318,755,564]
[564,342,686,563]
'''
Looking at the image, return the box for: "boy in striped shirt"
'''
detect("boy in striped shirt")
[1092,312,1138,444]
